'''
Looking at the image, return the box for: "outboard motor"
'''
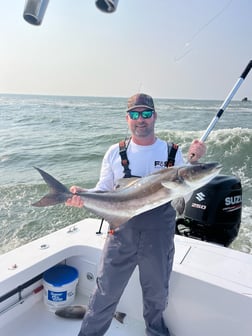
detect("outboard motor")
[176,175,242,247]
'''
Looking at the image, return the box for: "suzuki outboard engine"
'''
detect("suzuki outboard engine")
[176,175,242,246]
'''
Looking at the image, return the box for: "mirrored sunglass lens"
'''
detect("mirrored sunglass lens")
[129,110,153,119]
[129,111,139,119]
[142,111,153,118]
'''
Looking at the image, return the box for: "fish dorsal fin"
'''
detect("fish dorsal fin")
[115,177,140,190]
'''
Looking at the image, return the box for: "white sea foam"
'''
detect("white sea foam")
[0,94,251,255]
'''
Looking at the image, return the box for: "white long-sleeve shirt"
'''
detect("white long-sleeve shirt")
[94,138,184,192]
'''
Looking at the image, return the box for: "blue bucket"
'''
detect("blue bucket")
[43,264,79,311]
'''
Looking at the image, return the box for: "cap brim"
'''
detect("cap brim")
[126,105,154,112]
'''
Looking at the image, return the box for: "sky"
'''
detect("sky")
[1,0,252,100]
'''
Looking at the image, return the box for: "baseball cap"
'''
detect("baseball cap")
[126,93,155,112]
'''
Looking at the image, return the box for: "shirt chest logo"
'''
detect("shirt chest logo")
[154,160,168,168]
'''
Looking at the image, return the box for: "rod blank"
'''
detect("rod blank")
[200,60,252,142]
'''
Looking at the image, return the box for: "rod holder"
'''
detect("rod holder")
[23,0,49,25]
[95,0,119,13]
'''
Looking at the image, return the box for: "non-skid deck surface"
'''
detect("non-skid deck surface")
[2,295,145,336]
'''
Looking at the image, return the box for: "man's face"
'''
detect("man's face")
[126,107,157,139]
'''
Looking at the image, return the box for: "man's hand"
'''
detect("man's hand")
[187,139,206,163]
[65,186,85,208]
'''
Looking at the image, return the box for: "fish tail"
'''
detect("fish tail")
[32,167,72,207]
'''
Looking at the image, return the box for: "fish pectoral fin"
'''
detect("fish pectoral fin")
[171,197,185,215]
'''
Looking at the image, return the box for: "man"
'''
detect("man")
[66,93,206,336]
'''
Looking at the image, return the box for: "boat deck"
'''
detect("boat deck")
[1,292,146,336]
[1,219,252,336]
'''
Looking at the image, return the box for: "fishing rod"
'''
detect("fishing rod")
[200,60,252,142]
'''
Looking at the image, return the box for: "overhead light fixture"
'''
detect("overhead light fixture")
[23,0,50,26]
[95,0,119,13]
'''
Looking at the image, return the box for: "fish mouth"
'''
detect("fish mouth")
[178,162,222,185]
[193,162,222,172]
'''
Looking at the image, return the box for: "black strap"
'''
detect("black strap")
[166,143,178,167]
[119,139,178,177]
[98,140,178,234]
[119,138,132,178]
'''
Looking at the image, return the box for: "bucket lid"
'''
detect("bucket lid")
[43,264,78,286]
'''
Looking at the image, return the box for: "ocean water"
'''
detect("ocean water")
[0,94,251,255]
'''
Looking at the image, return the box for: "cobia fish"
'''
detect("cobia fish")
[33,163,221,228]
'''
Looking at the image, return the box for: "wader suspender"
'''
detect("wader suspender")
[119,139,178,177]
[119,138,132,178]
[96,139,178,234]
[166,143,179,167]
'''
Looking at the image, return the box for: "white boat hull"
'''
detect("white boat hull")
[0,218,252,336]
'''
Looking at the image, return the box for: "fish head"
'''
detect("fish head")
[177,162,222,189]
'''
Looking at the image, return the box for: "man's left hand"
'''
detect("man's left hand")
[187,139,206,163]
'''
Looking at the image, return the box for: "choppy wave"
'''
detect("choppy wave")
[0,94,251,255]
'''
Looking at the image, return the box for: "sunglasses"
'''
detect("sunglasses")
[128,110,154,120]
